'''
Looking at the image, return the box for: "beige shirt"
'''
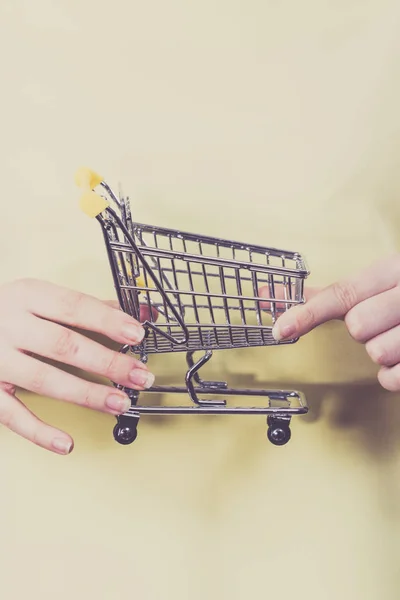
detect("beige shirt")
[1,1,400,598]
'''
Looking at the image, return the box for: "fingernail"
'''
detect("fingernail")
[272,322,296,342]
[52,438,73,455]
[106,394,131,413]
[123,323,145,344]
[129,369,155,389]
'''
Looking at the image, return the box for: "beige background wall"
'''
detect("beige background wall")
[1,1,400,598]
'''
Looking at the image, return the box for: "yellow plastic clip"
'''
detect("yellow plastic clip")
[75,167,108,217]
[75,167,103,190]
[79,191,109,218]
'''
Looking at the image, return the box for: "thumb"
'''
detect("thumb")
[272,284,345,341]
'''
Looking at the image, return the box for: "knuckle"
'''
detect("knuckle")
[297,304,316,331]
[28,365,47,394]
[0,405,13,429]
[100,351,123,380]
[82,384,93,408]
[53,328,77,358]
[31,428,45,449]
[81,383,100,409]
[331,281,358,313]
[0,382,16,395]
[59,289,85,320]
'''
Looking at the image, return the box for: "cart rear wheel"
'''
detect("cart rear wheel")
[113,423,138,445]
[267,424,291,446]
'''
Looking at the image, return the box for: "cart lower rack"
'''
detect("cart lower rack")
[75,167,310,446]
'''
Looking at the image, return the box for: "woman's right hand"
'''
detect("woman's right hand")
[267,254,400,393]
[0,278,155,455]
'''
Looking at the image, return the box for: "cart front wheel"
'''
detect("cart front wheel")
[267,424,291,446]
[113,423,138,445]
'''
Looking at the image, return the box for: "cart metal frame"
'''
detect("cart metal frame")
[76,168,310,446]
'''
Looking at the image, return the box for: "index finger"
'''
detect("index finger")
[272,255,400,341]
[19,279,145,347]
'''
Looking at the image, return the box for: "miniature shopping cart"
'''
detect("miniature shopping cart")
[75,168,310,446]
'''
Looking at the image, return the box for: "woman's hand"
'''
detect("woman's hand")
[0,279,155,455]
[266,255,400,392]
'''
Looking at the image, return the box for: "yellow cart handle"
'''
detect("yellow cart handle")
[75,167,109,218]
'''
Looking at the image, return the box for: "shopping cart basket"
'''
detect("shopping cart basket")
[75,167,310,446]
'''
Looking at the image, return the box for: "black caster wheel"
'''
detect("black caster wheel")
[267,425,291,446]
[113,423,138,445]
